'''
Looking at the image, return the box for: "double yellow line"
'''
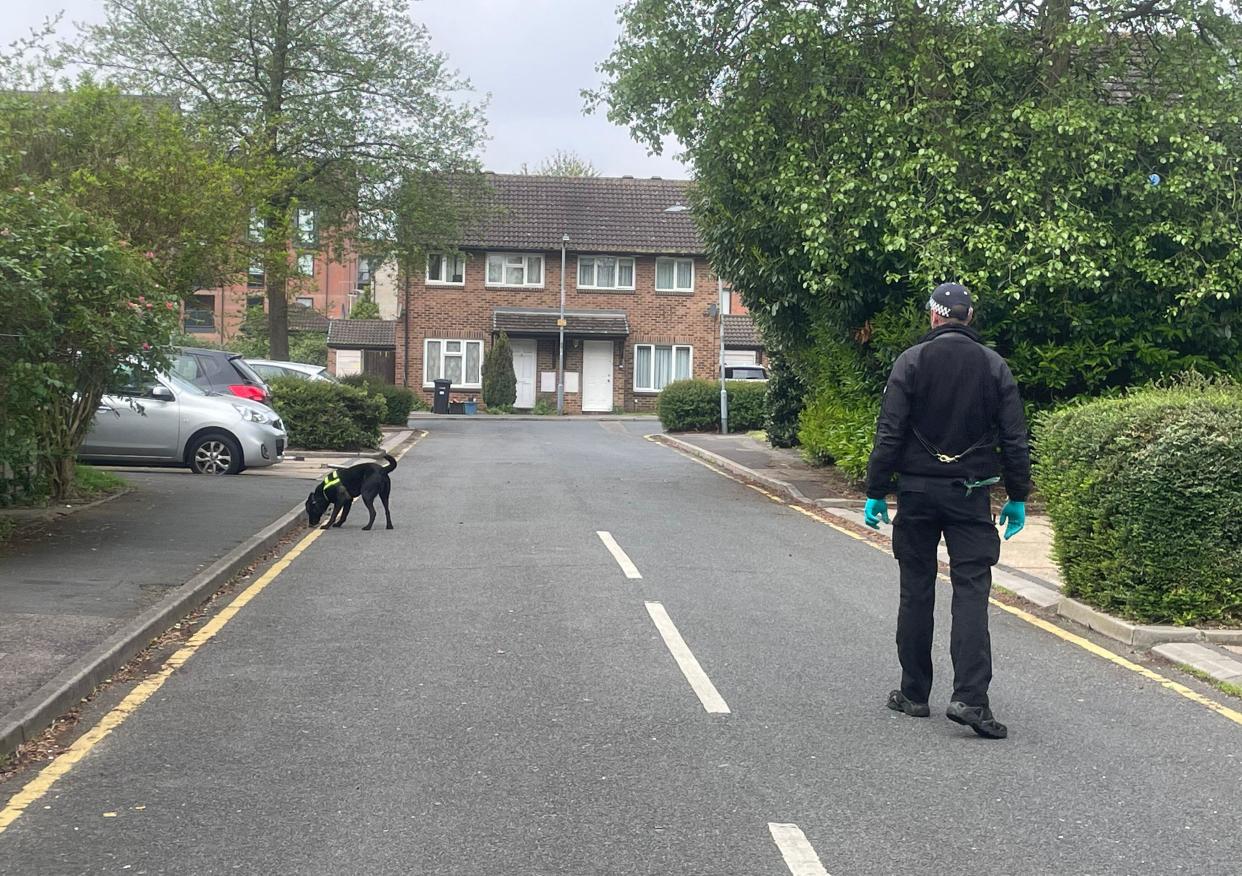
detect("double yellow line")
[650,435,1242,729]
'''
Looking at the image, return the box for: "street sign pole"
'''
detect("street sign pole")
[558,234,568,415]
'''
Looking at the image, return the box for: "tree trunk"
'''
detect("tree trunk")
[50,454,75,502]
[267,266,289,360]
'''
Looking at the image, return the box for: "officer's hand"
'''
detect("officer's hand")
[999,500,1026,540]
[864,498,890,529]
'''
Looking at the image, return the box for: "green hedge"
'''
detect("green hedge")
[796,337,880,480]
[1034,377,1242,626]
[657,379,766,432]
[268,377,384,451]
[340,374,425,425]
[764,351,804,448]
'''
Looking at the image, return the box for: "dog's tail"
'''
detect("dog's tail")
[382,452,397,472]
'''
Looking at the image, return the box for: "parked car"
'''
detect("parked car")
[79,368,286,475]
[245,359,338,383]
[724,364,768,381]
[171,347,271,404]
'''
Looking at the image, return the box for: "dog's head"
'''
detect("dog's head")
[305,487,330,526]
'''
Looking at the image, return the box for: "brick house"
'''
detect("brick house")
[396,174,763,413]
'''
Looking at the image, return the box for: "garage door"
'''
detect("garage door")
[724,349,758,366]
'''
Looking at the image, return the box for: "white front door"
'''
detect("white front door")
[582,341,614,412]
[511,339,537,408]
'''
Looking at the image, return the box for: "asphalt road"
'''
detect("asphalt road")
[2,421,1239,874]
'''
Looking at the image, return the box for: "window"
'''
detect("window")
[248,262,265,288]
[634,344,692,392]
[245,295,265,312]
[578,256,635,290]
[248,210,264,243]
[424,339,483,388]
[184,294,216,332]
[296,208,316,247]
[655,257,694,293]
[295,296,314,308]
[427,253,465,285]
[357,257,373,286]
[486,253,543,287]
[297,253,314,276]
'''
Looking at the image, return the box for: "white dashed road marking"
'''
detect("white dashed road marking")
[644,601,730,714]
[596,530,642,579]
[769,823,831,875]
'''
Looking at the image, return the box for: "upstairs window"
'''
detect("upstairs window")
[427,253,466,285]
[486,253,543,287]
[655,257,694,293]
[248,262,265,288]
[578,256,635,290]
[357,257,373,286]
[296,208,317,247]
[297,253,314,276]
[184,294,216,332]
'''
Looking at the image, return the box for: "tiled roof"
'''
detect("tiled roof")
[287,308,330,333]
[327,319,396,349]
[493,307,630,337]
[722,314,763,347]
[459,174,702,255]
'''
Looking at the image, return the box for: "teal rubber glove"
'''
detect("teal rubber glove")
[999,500,1025,540]
[864,498,890,529]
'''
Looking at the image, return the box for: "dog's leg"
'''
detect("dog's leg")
[334,497,353,528]
[360,492,378,531]
[321,501,340,530]
[380,478,393,530]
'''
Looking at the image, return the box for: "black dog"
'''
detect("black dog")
[305,453,397,531]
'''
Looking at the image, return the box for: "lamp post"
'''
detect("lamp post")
[716,279,728,435]
[557,234,569,415]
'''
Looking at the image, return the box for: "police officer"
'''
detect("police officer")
[863,282,1030,739]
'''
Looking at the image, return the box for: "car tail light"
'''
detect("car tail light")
[229,384,268,403]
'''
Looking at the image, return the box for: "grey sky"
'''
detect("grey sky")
[1,0,688,179]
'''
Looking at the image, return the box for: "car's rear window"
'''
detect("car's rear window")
[228,355,267,386]
[729,368,766,379]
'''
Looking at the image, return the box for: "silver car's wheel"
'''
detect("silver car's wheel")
[188,434,243,475]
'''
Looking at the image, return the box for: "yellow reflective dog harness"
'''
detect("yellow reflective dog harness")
[321,471,342,492]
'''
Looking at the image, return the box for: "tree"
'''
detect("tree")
[481,332,517,408]
[595,1,1242,404]
[520,150,599,177]
[348,291,381,320]
[77,0,488,359]
[0,186,176,500]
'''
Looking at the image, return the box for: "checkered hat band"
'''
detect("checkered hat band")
[929,298,953,318]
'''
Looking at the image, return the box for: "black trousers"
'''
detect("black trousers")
[890,475,1001,707]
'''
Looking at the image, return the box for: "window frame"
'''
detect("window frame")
[577,255,636,291]
[423,338,484,389]
[633,344,693,393]
[485,252,544,288]
[655,257,695,293]
[296,207,317,248]
[184,294,216,333]
[426,252,466,286]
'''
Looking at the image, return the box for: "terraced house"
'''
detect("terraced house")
[397,174,763,413]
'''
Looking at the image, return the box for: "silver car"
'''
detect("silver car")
[245,359,338,383]
[79,369,286,475]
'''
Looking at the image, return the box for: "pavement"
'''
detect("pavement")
[1,419,1239,874]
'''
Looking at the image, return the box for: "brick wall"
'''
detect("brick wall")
[397,250,724,413]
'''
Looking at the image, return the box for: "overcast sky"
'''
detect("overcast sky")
[1,0,689,179]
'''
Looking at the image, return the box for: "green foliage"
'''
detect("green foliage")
[657,379,766,432]
[340,373,421,425]
[1034,376,1242,625]
[73,465,127,499]
[75,0,488,358]
[520,150,599,177]
[482,332,518,408]
[796,337,880,480]
[288,333,328,367]
[532,399,554,416]
[221,305,328,365]
[764,351,805,448]
[348,291,381,320]
[267,377,383,451]
[0,185,174,500]
[598,1,1242,405]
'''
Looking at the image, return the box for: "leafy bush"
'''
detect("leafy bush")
[288,332,328,366]
[657,379,766,432]
[482,332,517,408]
[658,379,719,431]
[268,377,384,450]
[532,398,554,415]
[1034,376,1242,626]
[340,374,422,425]
[795,336,880,480]
[764,351,804,447]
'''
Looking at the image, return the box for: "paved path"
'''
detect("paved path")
[1,421,1239,874]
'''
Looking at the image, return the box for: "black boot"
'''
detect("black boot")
[887,690,930,718]
[946,701,1007,739]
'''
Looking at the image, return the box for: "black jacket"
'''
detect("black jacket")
[865,324,1031,501]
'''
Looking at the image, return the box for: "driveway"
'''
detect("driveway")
[1,420,1239,874]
